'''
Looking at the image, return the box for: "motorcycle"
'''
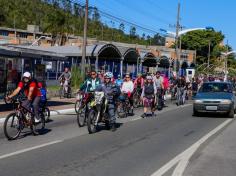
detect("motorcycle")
[87,91,111,134]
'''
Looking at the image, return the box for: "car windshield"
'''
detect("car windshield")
[199,83,232,93]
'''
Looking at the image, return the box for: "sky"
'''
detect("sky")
[88,0,236,50]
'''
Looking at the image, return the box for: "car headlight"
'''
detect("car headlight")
[221,99,232,104]
[194,100,203,104]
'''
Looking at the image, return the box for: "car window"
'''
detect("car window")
[199,83,232,93]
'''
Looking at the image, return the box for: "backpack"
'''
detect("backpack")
[144,83,154,99]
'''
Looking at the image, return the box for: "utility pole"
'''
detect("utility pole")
[81,0,88,79]
[174,2,180,75]
[225,40,229,80]
[208,40,211,67]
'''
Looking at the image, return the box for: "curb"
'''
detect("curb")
[0,108,75,124]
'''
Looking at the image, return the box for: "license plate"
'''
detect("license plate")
[206,106,218,111]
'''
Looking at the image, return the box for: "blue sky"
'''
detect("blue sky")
[88,0,236,50]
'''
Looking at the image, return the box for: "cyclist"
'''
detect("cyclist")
[58,67,71,95]
[134,73,144,95]
[96,72,120,131]
[6,72,42,122]
[176,76,186,106]
[121,73,134,113]
[141,76,157,118]
[153,71,164,110]
[80,70,101,92]
[115,74,123,89]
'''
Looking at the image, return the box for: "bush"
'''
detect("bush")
[71,65,83,89]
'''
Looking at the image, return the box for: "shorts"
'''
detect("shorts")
[143,97,154,108]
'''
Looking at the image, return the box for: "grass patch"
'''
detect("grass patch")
[47,85,60,92]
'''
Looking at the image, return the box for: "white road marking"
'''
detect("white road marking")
[151,118,233,176]
[0,140,63,160]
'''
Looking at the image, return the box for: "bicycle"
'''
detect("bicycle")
[3,97,46,140]
[76,91,94,127]
[176,87,186,106]
[116,93,133,118]
[59,79,72,99]
[40,101,50,122]
[133,87,143,108]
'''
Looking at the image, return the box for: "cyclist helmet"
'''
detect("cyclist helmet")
[23,72,31,78]
[146,76,152,80]
[104,72,113,79]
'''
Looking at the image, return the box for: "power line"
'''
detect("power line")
[71,0,163,34]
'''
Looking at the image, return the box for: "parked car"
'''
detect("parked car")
[193,82,236,118]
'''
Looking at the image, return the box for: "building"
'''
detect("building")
[0,26,197,98]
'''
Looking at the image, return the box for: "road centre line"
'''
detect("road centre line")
[0,140,63,160]
[150,118,233,176]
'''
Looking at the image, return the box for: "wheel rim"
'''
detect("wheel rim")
[5,114,21,139]
[32,116,45,134]
[77,106,86,126]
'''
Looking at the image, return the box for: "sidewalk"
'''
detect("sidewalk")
[0,97,76,119]
[184,119,236,176]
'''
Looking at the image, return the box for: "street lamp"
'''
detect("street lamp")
[164,27,214,75]
[30,36,52,47]
[221,51,236,80]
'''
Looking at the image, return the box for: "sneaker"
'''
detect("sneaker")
[111,123,117,132]
[141,113,146,118]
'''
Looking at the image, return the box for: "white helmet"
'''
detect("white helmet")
[23,72,31,78]
[104,72,113,79]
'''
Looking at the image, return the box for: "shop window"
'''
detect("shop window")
[0,31,9,36]
[19,33,28,38]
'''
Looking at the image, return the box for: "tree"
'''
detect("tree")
[141,33,145,40]
[130,26,136,38]
[92,7,100,21]
[180,30,225,64]
[152,33,165,46]
[119,23,125,33]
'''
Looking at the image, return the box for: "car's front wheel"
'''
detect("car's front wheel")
[228,107,235,118]
[192,107,199,117]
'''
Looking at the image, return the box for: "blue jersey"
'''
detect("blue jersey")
[115,79,123,87]
[40,88,47,102]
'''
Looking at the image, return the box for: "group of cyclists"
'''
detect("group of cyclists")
[5,66,197,134]
[78,69,194,128]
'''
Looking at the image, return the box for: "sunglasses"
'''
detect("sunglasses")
[91,73,96,75]
[125,77,130,78]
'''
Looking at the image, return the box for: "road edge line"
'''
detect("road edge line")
[0,140,63,160]
[151,118,233,176]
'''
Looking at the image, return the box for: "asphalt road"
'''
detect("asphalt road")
[0,102,231,176]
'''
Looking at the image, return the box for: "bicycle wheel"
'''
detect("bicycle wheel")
[31,114,45,135]
[59,87,64,99]
[75,100,81,113]
[87,109,98,134]
[43,107,50,122]
[117,102,126,118]
[133,93,140,108]
[77,105,87,127]
[4,112,22,140]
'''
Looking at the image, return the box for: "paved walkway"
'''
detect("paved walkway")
[0,97,76,118]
